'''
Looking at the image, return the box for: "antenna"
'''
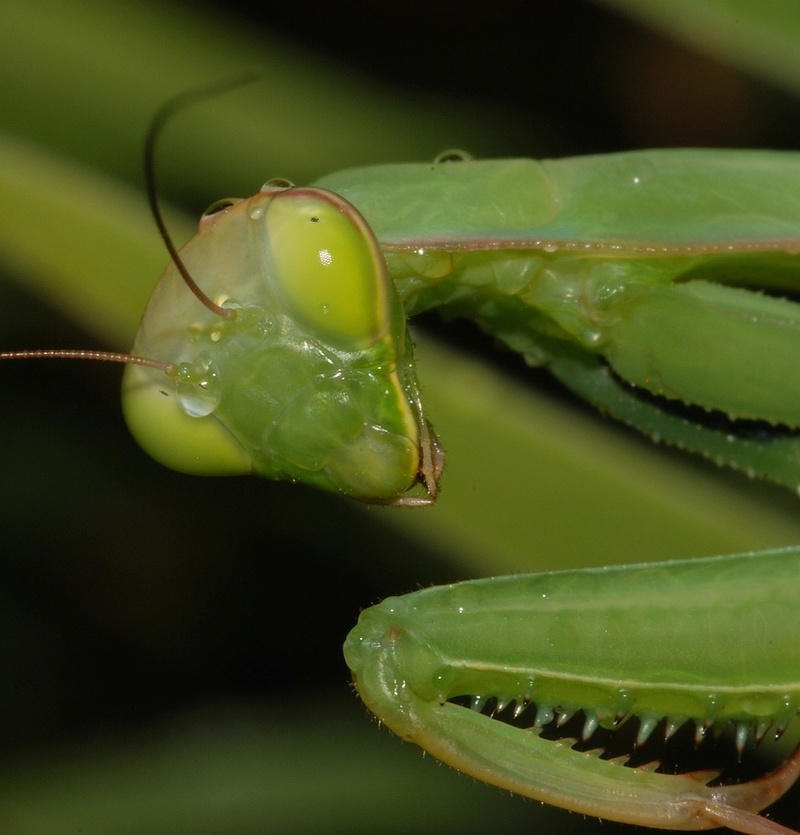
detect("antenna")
[143,72,261,319]
[1,73,261,371]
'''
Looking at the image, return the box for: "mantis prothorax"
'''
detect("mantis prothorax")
[8,133,800,504]
[4,89,800,833]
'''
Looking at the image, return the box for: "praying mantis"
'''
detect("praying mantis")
[317,152,800,834]
[113,149,800,505]
[5,88,800,833]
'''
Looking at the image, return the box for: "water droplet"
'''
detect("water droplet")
[202,198,240,219]
[175,354,221,418]
[261,177,295,191]
[433,148,473,164]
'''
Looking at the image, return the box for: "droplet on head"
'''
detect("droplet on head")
[433,149,473,164]
[202,198,241,220]
[261,177,295,192]
[175,354,222,417]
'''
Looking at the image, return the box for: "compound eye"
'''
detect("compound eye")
[264,189,389,349]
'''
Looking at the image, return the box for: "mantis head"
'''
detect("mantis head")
[122,181,443,504]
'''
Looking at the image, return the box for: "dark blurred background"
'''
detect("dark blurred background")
[2,1,800,832]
